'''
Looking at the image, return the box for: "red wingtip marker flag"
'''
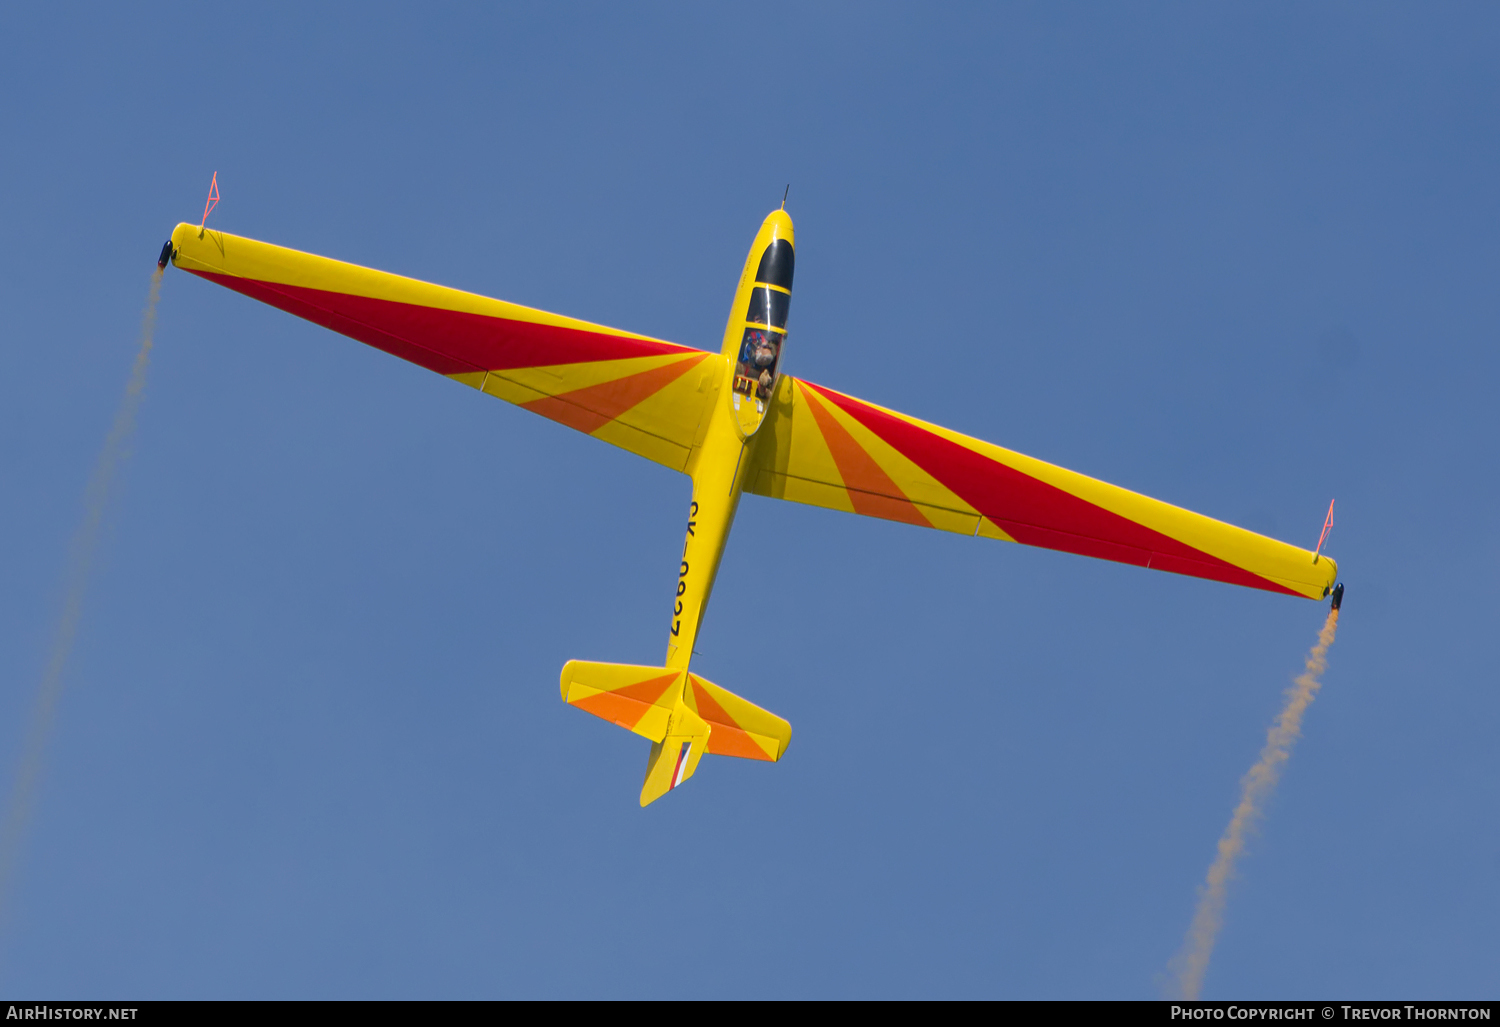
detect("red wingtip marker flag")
[199,171,220,229]
[1312,498,1335,563]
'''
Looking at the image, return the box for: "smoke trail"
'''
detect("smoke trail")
[1169,608,1340,999]
[0,269,162,925]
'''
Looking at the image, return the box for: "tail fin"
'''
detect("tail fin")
[640,716,711,807]
[560,661,792,806]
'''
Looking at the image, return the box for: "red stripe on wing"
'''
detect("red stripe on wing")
[801,382,1297,596]
[190,270,698,375]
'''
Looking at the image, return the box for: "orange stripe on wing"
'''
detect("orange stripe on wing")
[799,383,932,528]
[522,354,706,434]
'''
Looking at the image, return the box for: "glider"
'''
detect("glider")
[163,208,1339,805]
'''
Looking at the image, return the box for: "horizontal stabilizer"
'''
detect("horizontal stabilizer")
[685,674,791,762]
[559,660,792,805]
[559,661,677,742]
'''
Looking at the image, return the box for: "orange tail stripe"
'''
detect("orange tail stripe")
[569,672,678,730]
[608,673,681,705]
[688,679,738,728]
[571,692,653,730]
[689,680,775,761]
[704,725,775,761]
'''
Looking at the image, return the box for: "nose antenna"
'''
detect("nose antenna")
[781,184,789,210]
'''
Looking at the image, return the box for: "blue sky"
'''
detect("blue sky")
[2,2,1496,998]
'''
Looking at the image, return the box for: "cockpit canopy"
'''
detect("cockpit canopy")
[755,238,794,290]
[733,239,794,414]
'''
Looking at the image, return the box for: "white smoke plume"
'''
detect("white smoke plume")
[0,268,162,927]
[1169,608,1340,999]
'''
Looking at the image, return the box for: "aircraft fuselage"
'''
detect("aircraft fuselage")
[665,211,795,670]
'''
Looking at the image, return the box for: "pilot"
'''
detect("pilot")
[750,334,778,398]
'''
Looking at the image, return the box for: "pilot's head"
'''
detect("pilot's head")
[751,335,778,368]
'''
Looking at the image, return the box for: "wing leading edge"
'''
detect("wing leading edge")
[746,376,1338,599]
[168,223,718,472]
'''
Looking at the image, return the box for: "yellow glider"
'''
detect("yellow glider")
[165,209,1339,806]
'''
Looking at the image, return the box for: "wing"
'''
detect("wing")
[168,224,718,472]
[745,376,1338,599]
